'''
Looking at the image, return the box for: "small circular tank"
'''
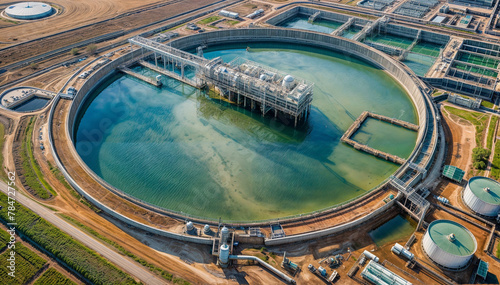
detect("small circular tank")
[463,176,500,216]
[219,244,230,266]
[5,2,53,20]
[282,75,294,89]
[186,221,194,231]
[203,224,211,234]
[221,226,229,242]
[422,220,476,270]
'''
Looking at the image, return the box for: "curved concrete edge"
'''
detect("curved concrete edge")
[48,28,435,244]
[264,192,400,246]
[47,51,212,245]
[48,95,212,245]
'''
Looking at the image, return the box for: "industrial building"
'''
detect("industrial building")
[422,220,477,270]
[4,2,53,20]
[463,176,500,217]
[219,9,239,19]
[361,260,412,285]
[452,0,494,7]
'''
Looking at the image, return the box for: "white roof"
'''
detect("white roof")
[6,2,52,18]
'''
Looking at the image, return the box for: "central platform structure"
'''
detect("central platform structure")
[128,36,314,127]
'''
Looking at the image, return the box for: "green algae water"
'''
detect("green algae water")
[278,14,343,34]
[75,42,417,221]
[369,215,416,246]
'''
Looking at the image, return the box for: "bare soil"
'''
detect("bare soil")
[0,0,220,67]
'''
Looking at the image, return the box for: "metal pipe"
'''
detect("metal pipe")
[229,255,295,284]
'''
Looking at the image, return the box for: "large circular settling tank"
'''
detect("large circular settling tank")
[75,42,418,221]
[463,176,500,217]
[5,2,53,20]
[422,219,476,270]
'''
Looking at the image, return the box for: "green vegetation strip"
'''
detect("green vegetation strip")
[482,100,495,109]
[19,118,55,199]
[444,106,489,146]
[34,268,76,285]
[198,16,220,24]
[59,214,190,284]
[0,191,139,285]
[497,240,500,258]
[0,227,11,250]
[487,116,498,150]
[0,242,46,285]
[490,141,500,179]
[0,123,6,180]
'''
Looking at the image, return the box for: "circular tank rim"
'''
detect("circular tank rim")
[5,2,52,20]
[60,28,432,225]
[467,176,500,206]
[425,219,477,257]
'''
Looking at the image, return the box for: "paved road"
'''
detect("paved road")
[0,180,166,285]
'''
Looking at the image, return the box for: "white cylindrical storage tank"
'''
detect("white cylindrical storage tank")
[391,243,404,255]
[203,224,211,234]
[463,176,500,217]
[221,226,229,243]
[422,220,477,270]
[186,221,194,231]
[5,2,53,20]
[219,244,230,265]
[363,250,379,262]
[282,75,294,89]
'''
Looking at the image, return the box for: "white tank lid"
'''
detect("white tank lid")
[283,75,294,82]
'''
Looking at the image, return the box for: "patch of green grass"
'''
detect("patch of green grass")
[0,123,6,180]
[432,91,443,97]
[47,161,73,191]
[59,214,189,283]
[487,116,498,150]
[482,100,495,109]
[0,17,19,25]
[19,118,53,199]
[227,20,239,25]
[198,16,221,25]
[34,268,76,285]
[0,243,46,284]
[444,106,489,146]
[25,119,56,196]
[490,141,500,179]
[162,23,184,32]
[0,192,139,284]
[497,240,500,258]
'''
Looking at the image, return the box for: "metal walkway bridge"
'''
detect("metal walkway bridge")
[129,36,208,87]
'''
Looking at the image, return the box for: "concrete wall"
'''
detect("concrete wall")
[265,196,398,246]
[55,28,434,243]
[170,28,428,137]
[423,77,497,99]
[52,48,212,245]
[266,6,371,27]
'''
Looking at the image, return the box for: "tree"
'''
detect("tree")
[473,161,486,170]
[86,44,98,55]
[70,48,79,56]
[472,147,491,170]
[29,62,38,70]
